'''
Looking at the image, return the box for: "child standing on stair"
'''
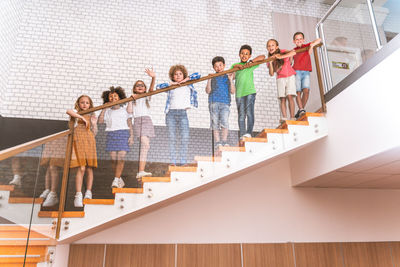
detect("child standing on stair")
[67,95,98,207]
[165,64,198,166]
[266,39,297,122]
[98,87,133,189]
[206,56,235,148]
[292,32,321,118]
[130,68,156,181]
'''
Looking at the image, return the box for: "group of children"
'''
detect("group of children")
[36,31,320,207]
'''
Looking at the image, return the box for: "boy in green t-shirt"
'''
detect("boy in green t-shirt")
[231,44,262,139]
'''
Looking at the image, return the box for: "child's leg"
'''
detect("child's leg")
[235,97,246,137]
[280,98,287,118]
[138,136,150,172]
[166,111,177,165]
[115,151,127,178]
[85,167,93,191]
[245,94,256,135]
[75,166,86,193]
[44,168,51,190]
[49,165,59,192]
[110,151,117,174]
[179,110,190,165]
[220,103,230,142]
[296,92,304,110]
[287,95,295,118]
[301,88,310,108]
[209,102,220,143]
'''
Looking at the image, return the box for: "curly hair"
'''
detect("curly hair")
[74,95,94,112]
[169,64,188,82]
[267,39,284,72]
[101,86,127,104]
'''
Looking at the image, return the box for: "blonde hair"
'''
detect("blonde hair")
[74,95,94,112]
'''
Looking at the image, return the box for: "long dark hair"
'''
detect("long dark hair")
[267,39,284,72]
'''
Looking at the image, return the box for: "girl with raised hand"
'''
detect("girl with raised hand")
[131,68,156,181]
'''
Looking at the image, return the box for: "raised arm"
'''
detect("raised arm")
[145,68,156,92]
[276,50,296,59]
[267,55,276,76]
[90,114,98,135]
[98,109,106,124]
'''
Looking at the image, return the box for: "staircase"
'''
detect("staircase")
[0,113,328,242]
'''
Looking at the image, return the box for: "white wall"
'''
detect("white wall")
[74,157,400,244]
[2,0,329,131]
[290,45,400,185]
[0,0,26,116]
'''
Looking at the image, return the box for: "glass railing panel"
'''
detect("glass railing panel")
[0,133,67,266]
[376,0,400,43]
[322,0,380,87]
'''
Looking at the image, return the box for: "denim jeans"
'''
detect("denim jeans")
[165,109,190,165]
[235,93,256,137]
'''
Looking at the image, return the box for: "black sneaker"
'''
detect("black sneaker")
[295,110,302,119]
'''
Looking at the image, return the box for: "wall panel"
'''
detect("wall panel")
[105,244,175,267]
[342,242,392,267]
[68,244,105,267]
[242,243,294,267]
[177,244,241,267]
[294,242,343,267]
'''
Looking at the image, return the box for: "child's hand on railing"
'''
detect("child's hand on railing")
[131,94,139,100]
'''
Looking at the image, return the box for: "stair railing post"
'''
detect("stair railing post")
[55,118,75,239]
[313,46,327,113]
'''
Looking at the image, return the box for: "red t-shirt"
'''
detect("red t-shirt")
[293,42,312,71]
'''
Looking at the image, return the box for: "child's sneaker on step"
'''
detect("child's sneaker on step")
[242,133,251,139]
[9,174,22,187]
[39,189,50,199]
[136,171,152,178]
[111,177,120,188]
[118,177,125,188]
[74,192,83,207]
[84,190,92,199]
[43,191,58,207]
[280,117,288,124]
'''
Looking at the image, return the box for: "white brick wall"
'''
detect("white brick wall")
[3,0,332,131]
[0,0,26,116]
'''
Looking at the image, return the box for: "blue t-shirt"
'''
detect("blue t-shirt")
[208,75,231,105]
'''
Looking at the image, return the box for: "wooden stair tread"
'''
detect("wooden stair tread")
[141,177,171,182]
[112,188,144,194]
[194,156,222,162]
[0,231,48,239]
[0,239,55,246]
[0,263,37,267]
[219,146,245,152]
[0,256,45,263]
[38,211,84,218]
[168,165,198,172]
[0,245,47,255]
[0,185,15,191]
[242,137,268,143]
[284,120,309,125]
[83,199,114,205]
[8,197,43,204]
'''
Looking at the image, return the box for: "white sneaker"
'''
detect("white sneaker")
[111,178,120,188]
[118,177,125,188]
[74,192,83,207]
[43,192,58,207]
[243,133,251,138]
[39,189,50,199]
[84,190,92,199]
[136,171,152,178]
[9,175,22,187]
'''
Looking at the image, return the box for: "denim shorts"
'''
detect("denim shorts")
[295,70,310,92]
[209,102,230,130]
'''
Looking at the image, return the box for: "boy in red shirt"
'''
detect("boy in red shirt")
[292,32,321,118]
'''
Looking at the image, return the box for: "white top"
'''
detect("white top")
[104,106,132,131]
[169,86,191,110]
[133,97,151,118]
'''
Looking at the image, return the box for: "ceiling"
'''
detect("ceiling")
[299,146,400,189]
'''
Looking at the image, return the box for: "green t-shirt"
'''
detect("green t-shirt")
[231,62,259,98]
